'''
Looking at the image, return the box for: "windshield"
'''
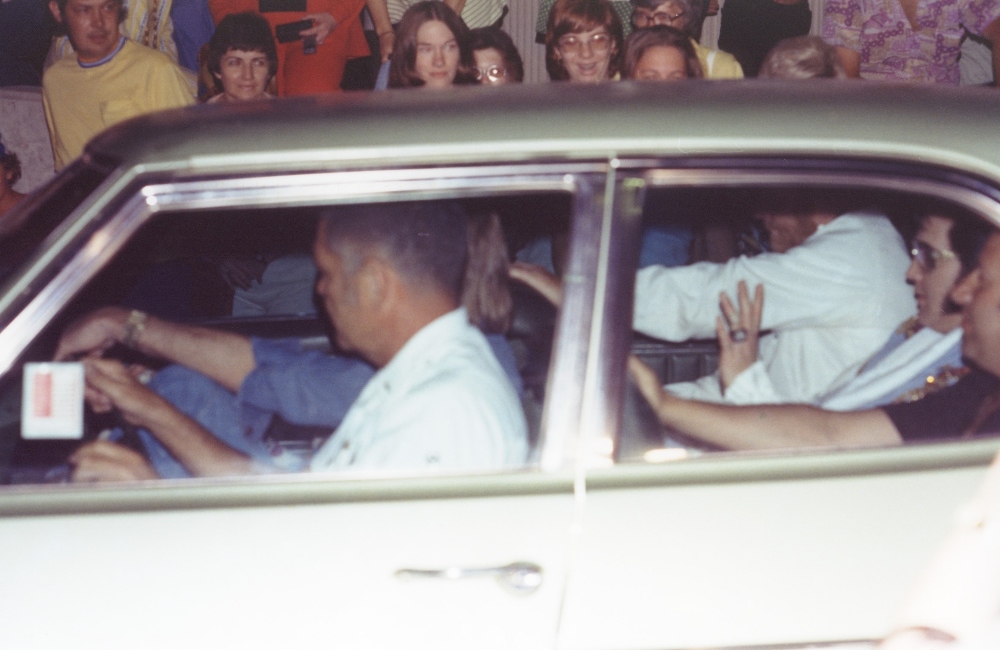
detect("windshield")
[0,161,110,320]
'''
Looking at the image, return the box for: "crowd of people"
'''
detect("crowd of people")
[0,0,997,187]
[3,1,1000,638]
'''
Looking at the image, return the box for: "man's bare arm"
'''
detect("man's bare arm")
[365,0,395,61]
[981,16,1000,88]
[629,357,903,450]
[83,358,253,477]
[56,307,255,392]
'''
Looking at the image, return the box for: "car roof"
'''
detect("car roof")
[84,81,1000,177]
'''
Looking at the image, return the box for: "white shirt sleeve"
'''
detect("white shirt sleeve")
[719,360,786,404]
[634,215,907,341]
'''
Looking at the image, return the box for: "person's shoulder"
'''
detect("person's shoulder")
[43,54,78,84]
[121,39,184,71]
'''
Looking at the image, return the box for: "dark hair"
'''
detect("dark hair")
[922,206,996,278]
[0,151,21,186]
[758,36,846,80]
[319,200,469,301]
[207,12,278,92]
[470,27,525,83]
[389,1,477,88]
[629,0,700,38]
[545,0,625,81]
[465,212,513,333]
[623,25,701,79]
[53,0,127,36]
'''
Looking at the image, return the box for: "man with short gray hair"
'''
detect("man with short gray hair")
[60,201,528,480]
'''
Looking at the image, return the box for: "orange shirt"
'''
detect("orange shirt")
[210,0,369,95]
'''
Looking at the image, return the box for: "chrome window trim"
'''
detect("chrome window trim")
[139,163,608,211]
[586,164,1000,471]
[537,172,610,472]
[642,168,1000,228]
[0,467,578,518]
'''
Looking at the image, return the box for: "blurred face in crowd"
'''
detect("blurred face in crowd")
[215,49,271,101]
[50,0,121,63]
[906,216,962,333]
[556,26,615,83]
[632,1,689,32]
[632,45,689,80]
[474,47,509,85]
[952,233,1000,376]
[415,19,461,88]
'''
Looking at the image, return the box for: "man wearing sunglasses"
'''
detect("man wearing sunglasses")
[718,209,991,412]
[631,218,1000,449]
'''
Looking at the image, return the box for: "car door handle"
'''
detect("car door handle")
[394,561,543,594]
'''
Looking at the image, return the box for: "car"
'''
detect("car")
[1,80,999,650]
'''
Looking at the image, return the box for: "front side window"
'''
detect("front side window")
[0,187,575,486]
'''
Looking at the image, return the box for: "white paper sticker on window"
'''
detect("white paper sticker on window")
[21,362,85,439]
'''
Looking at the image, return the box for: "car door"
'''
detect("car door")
[0,163,609,649]
[555,161,1000,650]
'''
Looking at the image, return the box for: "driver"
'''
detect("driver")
[59,201,528,480]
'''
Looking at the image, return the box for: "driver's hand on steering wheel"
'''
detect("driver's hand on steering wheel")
[82,358,168,428]
[54,307,132,361]
[69,440,158,482]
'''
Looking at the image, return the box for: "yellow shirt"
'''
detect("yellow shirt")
[42,39,195,169]
[692,40,745,80]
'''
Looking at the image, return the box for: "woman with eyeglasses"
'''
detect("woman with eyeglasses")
[630,0,743,79]
[388,1,478,88]
[544,0,625,83]
[470,27,524,85]
[623,24,702,80]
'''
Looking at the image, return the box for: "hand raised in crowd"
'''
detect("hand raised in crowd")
[379,30,396,62]
[301,12,337,46]
[715,280,764,392]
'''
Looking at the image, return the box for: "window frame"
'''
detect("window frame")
[587,157,1000,475]
[0,160,615,510]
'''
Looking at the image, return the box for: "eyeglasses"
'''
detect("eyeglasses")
[910,239,958,271]
[475,64,507,82]
[632,9,687,27]
[557,32,612,55]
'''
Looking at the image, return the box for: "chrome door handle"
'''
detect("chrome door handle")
[394,561,543,594]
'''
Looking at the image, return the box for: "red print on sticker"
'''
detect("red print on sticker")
[33,370,52,418]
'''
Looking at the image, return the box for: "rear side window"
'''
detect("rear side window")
[615,183,996,463]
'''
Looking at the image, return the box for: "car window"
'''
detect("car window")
[614,182,998,463]
[0,190,572,485]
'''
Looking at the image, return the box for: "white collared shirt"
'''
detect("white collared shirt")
[310,308,528,472]
[635,212,916,404]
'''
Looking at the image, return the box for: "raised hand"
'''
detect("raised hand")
[715,280,764,392]
[301,13,337,46]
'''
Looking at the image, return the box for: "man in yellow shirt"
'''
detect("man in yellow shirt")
[43,0,195,170]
